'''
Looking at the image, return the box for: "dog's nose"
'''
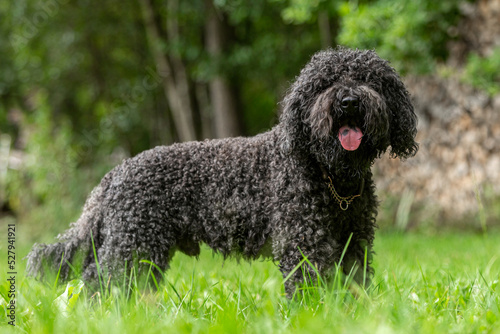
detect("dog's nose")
[341,96,359,111]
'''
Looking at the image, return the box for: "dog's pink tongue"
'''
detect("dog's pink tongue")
[338,126,363,151]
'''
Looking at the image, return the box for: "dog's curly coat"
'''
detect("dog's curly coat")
[27,47,418,296]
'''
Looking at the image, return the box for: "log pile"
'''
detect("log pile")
[374,0,500,225]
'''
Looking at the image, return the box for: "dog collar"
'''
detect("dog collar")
[319,165,365,211]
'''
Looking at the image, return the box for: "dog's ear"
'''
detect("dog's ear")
[386,74,419,159]
[279,92,302,154]
[307,86,335,140]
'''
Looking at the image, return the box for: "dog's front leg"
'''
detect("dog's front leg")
[278,236,337,298]
[341,237,374,287]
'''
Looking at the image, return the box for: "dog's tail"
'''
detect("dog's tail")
[26,183,106,281]
[26,238,83,281]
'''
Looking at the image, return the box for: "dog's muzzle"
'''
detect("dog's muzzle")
[338,95,363,151]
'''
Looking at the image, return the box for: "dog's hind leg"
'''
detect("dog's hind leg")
[86,220,178,289]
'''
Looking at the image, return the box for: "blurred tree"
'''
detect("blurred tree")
[205,0,242,138]
[140,0,197,142]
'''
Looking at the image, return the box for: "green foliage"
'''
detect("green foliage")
[277,0,323,24]
[462,47,500,95]
[5,91,118,240]
[3,233,500,333]
[8,0,155,151]
[5,99,77,236]
[337,0,461,74]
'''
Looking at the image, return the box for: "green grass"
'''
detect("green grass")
[1,232,499,333]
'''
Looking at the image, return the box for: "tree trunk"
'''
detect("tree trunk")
[318,11,332,49]
[205,0,243,138]
[139,0,196,142]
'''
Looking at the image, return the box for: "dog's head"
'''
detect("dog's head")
[279,47,418,175]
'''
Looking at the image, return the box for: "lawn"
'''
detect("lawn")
[1,232,499,333]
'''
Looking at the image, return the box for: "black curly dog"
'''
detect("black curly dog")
[27,47,418,296]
